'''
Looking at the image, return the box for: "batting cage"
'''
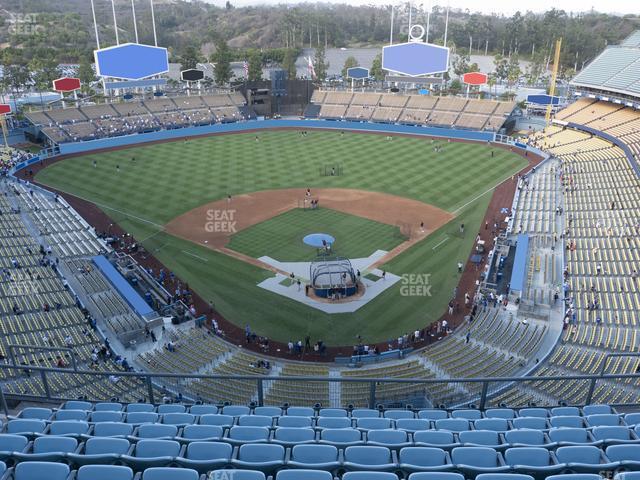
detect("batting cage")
[309,256,358,299]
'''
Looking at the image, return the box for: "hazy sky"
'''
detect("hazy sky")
[211,0,636,15]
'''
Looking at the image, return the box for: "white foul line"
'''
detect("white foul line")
[432,237,449,250]
[182,250,209,262]
[452,169,519,215]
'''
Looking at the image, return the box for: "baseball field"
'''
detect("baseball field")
[36,129,527,346]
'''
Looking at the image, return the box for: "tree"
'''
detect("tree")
[449,79,462,95]
[507,55,522,87]
[281,48,297,79]
[493,53,509,82]
[313,45,329,81]
[211,39,233,85]
[452,54,470,77]
[180,45,202,72]
[247,49,263,81]
[341,55,359,79]
[370,53,383,82]
[77,57,96,94]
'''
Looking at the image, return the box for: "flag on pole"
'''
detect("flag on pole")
[307,56,316,79]
[243,60,249,78]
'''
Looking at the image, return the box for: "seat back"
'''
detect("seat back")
[459,430,500,446]
[64,401,92,410]
[33,436,77,453]
[15,461,69,480]
[485,409,515,419]
[238,443,285,462]
[254,407,282,417]
[126,404,154,413]
[90,411,124,423]
[126,412,159,424]
[238,415,273,427]
[504,429,545,446]
[162,413,195,426]
[291,444,338,463]
[49,420,89,435]
[186,441,232,460]
[368,429,408,445]
[583,405,612,416]
[142,467,199,480]
[276,470,332,480]
[345,446,392,465]
[93,422,133,437]
[0,434,28,452]
[319,408,348,417]
[550,416,584,428]
[77,465,133,480]
[474,419,508,432]
[320,428,361,443]
[181,425,223,440]
[418,410,448,420]
[137,424,178,439]
[451,410,482,420]
[157,405,186,414]
[505,447,551,466]
[357,418,393,430]
[200,414,234,427]
[20,408,52,420]
[85,437,131,455]
[400,447,447,466]
[451,447,499,467]
[277,416,312,428]
[606,444,640,462]
[55,410,88,421]
[548,428,589,444]
[94,403,123,412]
[274,427,315,443]
[229,426,270,441]
[135,439,181,458]
[317,417,351,429]
[7,419,46,434]
[555,446,602,464]
[436,418,470,432]
[413,430,455,445]
[222,406,251,416]
[189,405,218,416]
[592,426,631,441]
[512,417,547,430]
[518,408,548,418]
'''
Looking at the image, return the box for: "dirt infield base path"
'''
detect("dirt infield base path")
[165,188,453,269]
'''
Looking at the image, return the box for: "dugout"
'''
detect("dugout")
[309,256,357,299]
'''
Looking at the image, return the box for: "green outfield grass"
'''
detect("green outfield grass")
[36,130,526,345]
[227,207,404,262]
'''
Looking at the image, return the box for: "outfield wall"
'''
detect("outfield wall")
[53,120,496,155]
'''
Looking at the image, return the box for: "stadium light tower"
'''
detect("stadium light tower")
[546,38,562,126]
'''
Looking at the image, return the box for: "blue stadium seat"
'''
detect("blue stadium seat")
[232,443,285,474]
[367,429,412,449]
[227,426,270,444]
[287,444,340,471]
[92,422,134,437]
[384,410,415,420]
[161,413,195,426]
[200,414,234,427]
[503,429,549,447]
[606,444,640,469]
[518,409,548,419]
[222,405,251,416]
[77,465,133,480]
[555,445,615,473]
[6,419,46,436]
[408,473,464,480]
[615,474,640,480]
[512,417,548,430]
[504,446,562,476]
[68,437,131,466]
[121,439,182,470]
[485,409,516,420]
[356,418,393,431]
[175,441,232,474]
[586,414,622,427]
[343,445,396,471]
[90,411,124,423]
[459,430,502,448]
[398,446,451,472]
[54,410,88,421]
[451,410,482,420]
[591,426,637,445]
[353,409,380,418]
[179,425,223,441]
[188,405,218,416]
[474,419,509,432]
[546,475,602,480]
[0,434,29,463]
[316,417,352,429]
[49,420,90,436]
[254,407,283,417]
[548,428,592,446]
[319,408,348,417]
[435,418,471,432]
[63,401,92,411]
[126,404,154,413]
[272,427,316,446]
[625,414,640,427]
[14,436,77,462]
[94,403,123,412]
[582,405,613,416]
[238,415,274,427]
[17,408,52,421]
[550,416,584,428]
[156,405,185,414]
[476,474,534,480]
[450,447,509,476]
[551,407,581,417]
[287,407,316,417]
[277,416,313,428]
[277,469,333,480]
[210,470,265,480]
[342,473,399,480]
[413,430,458,449]
[14,461,70,480]
[135,424,178,439]
[319,428,363,447]
[125,412,159,425]
[142,467,199,480]
[396,419,431,433]
[418,410,449,421]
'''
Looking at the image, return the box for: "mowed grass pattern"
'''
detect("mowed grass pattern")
[36,131,526,345]
[227,207,404,262]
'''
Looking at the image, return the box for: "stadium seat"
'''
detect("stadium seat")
[555,445,615,473]
[450,447,509,476]
[94,403,123,412]
[200,414,234,427]
[179,425,223,441]
[451,410,482,420]
[121,439,183,470]
[476,475,534,480]
[90,411,124,423]
[227,426,270,444]
[398,446,451,472]
[408,473,464,480]
[625,414,640,427]
[49,420,90,436]
[77,465,133,480]
[126,404,154,413]
[518,409,548,418]
[396,419,431,433]
[272,427,316,446]
[367,429,412,449]
[548,428,592,445]
[287,444,340,471]
[504,447,562,476]
[238,415,273,427]
[277,416,313,428]
[287,407,315,417]
[413,430,458,449]
[356,418,393,430]
[6,420,46,436]
[586,414,622,427]
[512,417,548,430]
[0,434,29,463]
[606,444,640,469]
[343,446,396,471]
[142,467,199,480]
[503,429,549,447]
[551,408,581,417]
[353,409,380,418]
[384,410,415,420]
[418,410,449,420]
[63,401,92,411]
[474,419,509,432]
[232,443,285,474]
[156,405,185,414]
[550,416,585,428]
[135,424,178,439]
[317,417,352,429]
[319,408,348,417]
[125,413,159,425]
[591,426,638,445]
[435,418,471,432]
[161,413,195,426]
[92,422,134,437]
[55,410,88,421]
[175,441,232,473]
[14,436,77,462]
[342,472,399,480]
[188,405,218,416]
[222,405,251,416]
[485,409,516,419]
[210,470,265,480]
[68,437,131,466]
[14,461,70,480]
[459,430,502,448]
[583,405,613,416]
[546,475,602,480]
[277,470,333,480]
[17,408,52,421]
[319,428,363,447]
[254,407,282,417]
[615,474,640,480]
